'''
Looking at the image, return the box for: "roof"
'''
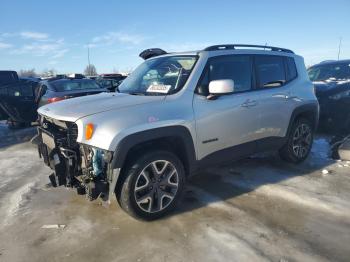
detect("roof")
[313,59,350,67]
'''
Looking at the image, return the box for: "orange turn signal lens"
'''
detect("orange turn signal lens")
[85,123,94,140]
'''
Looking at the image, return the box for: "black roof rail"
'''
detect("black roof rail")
[203,44,294,54]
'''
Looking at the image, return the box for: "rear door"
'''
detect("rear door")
[253,55,297,146]
[0,71,19,120]
[0,80,38,122]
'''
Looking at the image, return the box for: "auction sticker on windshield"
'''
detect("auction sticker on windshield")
[147,84,171,93]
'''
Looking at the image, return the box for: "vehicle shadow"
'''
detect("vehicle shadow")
[171,136,336,218]
[0,121,36,149]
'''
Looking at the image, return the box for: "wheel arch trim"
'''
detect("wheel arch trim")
[110,125,197,172]
[287,102,319,137]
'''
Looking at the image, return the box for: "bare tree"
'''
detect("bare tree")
[84,64,97,76]
[19,68,37,78]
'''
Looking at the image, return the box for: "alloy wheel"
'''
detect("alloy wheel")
[292,123,312,158]
[134,160,179,213]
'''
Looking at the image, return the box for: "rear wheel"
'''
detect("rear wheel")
[117,150,185,220]
[279,118,314,163]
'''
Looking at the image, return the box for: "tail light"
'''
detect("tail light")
[48,97,65,103]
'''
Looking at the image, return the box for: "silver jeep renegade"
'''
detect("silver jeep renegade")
[33,44,319,220]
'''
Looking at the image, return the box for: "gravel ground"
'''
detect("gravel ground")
[0,122,349,262]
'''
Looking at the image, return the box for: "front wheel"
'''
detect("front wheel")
[116,150,185,220]
[279,118,314,163]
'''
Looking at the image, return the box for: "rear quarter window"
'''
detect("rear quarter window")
[285,57,298,81]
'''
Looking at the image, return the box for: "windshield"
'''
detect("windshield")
[118,56,197,95]
[308,63,350,81]
[52,80,101,92]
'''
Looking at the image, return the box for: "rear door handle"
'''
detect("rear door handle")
[241,100,257,108]
[272,93,299,100]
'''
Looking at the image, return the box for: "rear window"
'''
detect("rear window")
[255,55,286,88]
[52,80,101,92]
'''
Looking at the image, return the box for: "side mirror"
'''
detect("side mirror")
[208,79,234,99]
[113,80,122,87]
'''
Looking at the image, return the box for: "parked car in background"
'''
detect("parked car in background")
[37,76,108,107]
[86,75,98,80]
[308,59,350,134]
[34,44,318,220]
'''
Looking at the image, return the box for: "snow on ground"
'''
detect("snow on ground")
[0,125,349,262]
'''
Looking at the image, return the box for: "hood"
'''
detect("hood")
[313,79,350,96]
[38,92,165,122]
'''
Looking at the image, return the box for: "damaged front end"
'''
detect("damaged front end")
[32,115,116,202]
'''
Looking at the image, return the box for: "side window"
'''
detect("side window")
[285,57,297,81]
[8,80,35,97]
[197,55,253,95]
[255,55,286,88]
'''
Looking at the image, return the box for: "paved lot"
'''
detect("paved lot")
[0,122,349,262]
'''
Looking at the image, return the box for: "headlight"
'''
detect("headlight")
[329,90,350,100]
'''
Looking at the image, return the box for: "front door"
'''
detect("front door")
[193,55,260,161]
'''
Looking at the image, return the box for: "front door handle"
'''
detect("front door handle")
[272,93,288,99]
[241,100,257,108]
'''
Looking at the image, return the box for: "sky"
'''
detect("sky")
[0,0,349,74]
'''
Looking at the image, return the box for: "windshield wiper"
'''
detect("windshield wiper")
[128,92,146,96]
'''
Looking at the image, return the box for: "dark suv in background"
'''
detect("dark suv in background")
[0,73,107,128]
[308,60,350,133]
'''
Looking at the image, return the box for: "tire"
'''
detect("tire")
[116,150,185,220]
[279,118,314,163]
